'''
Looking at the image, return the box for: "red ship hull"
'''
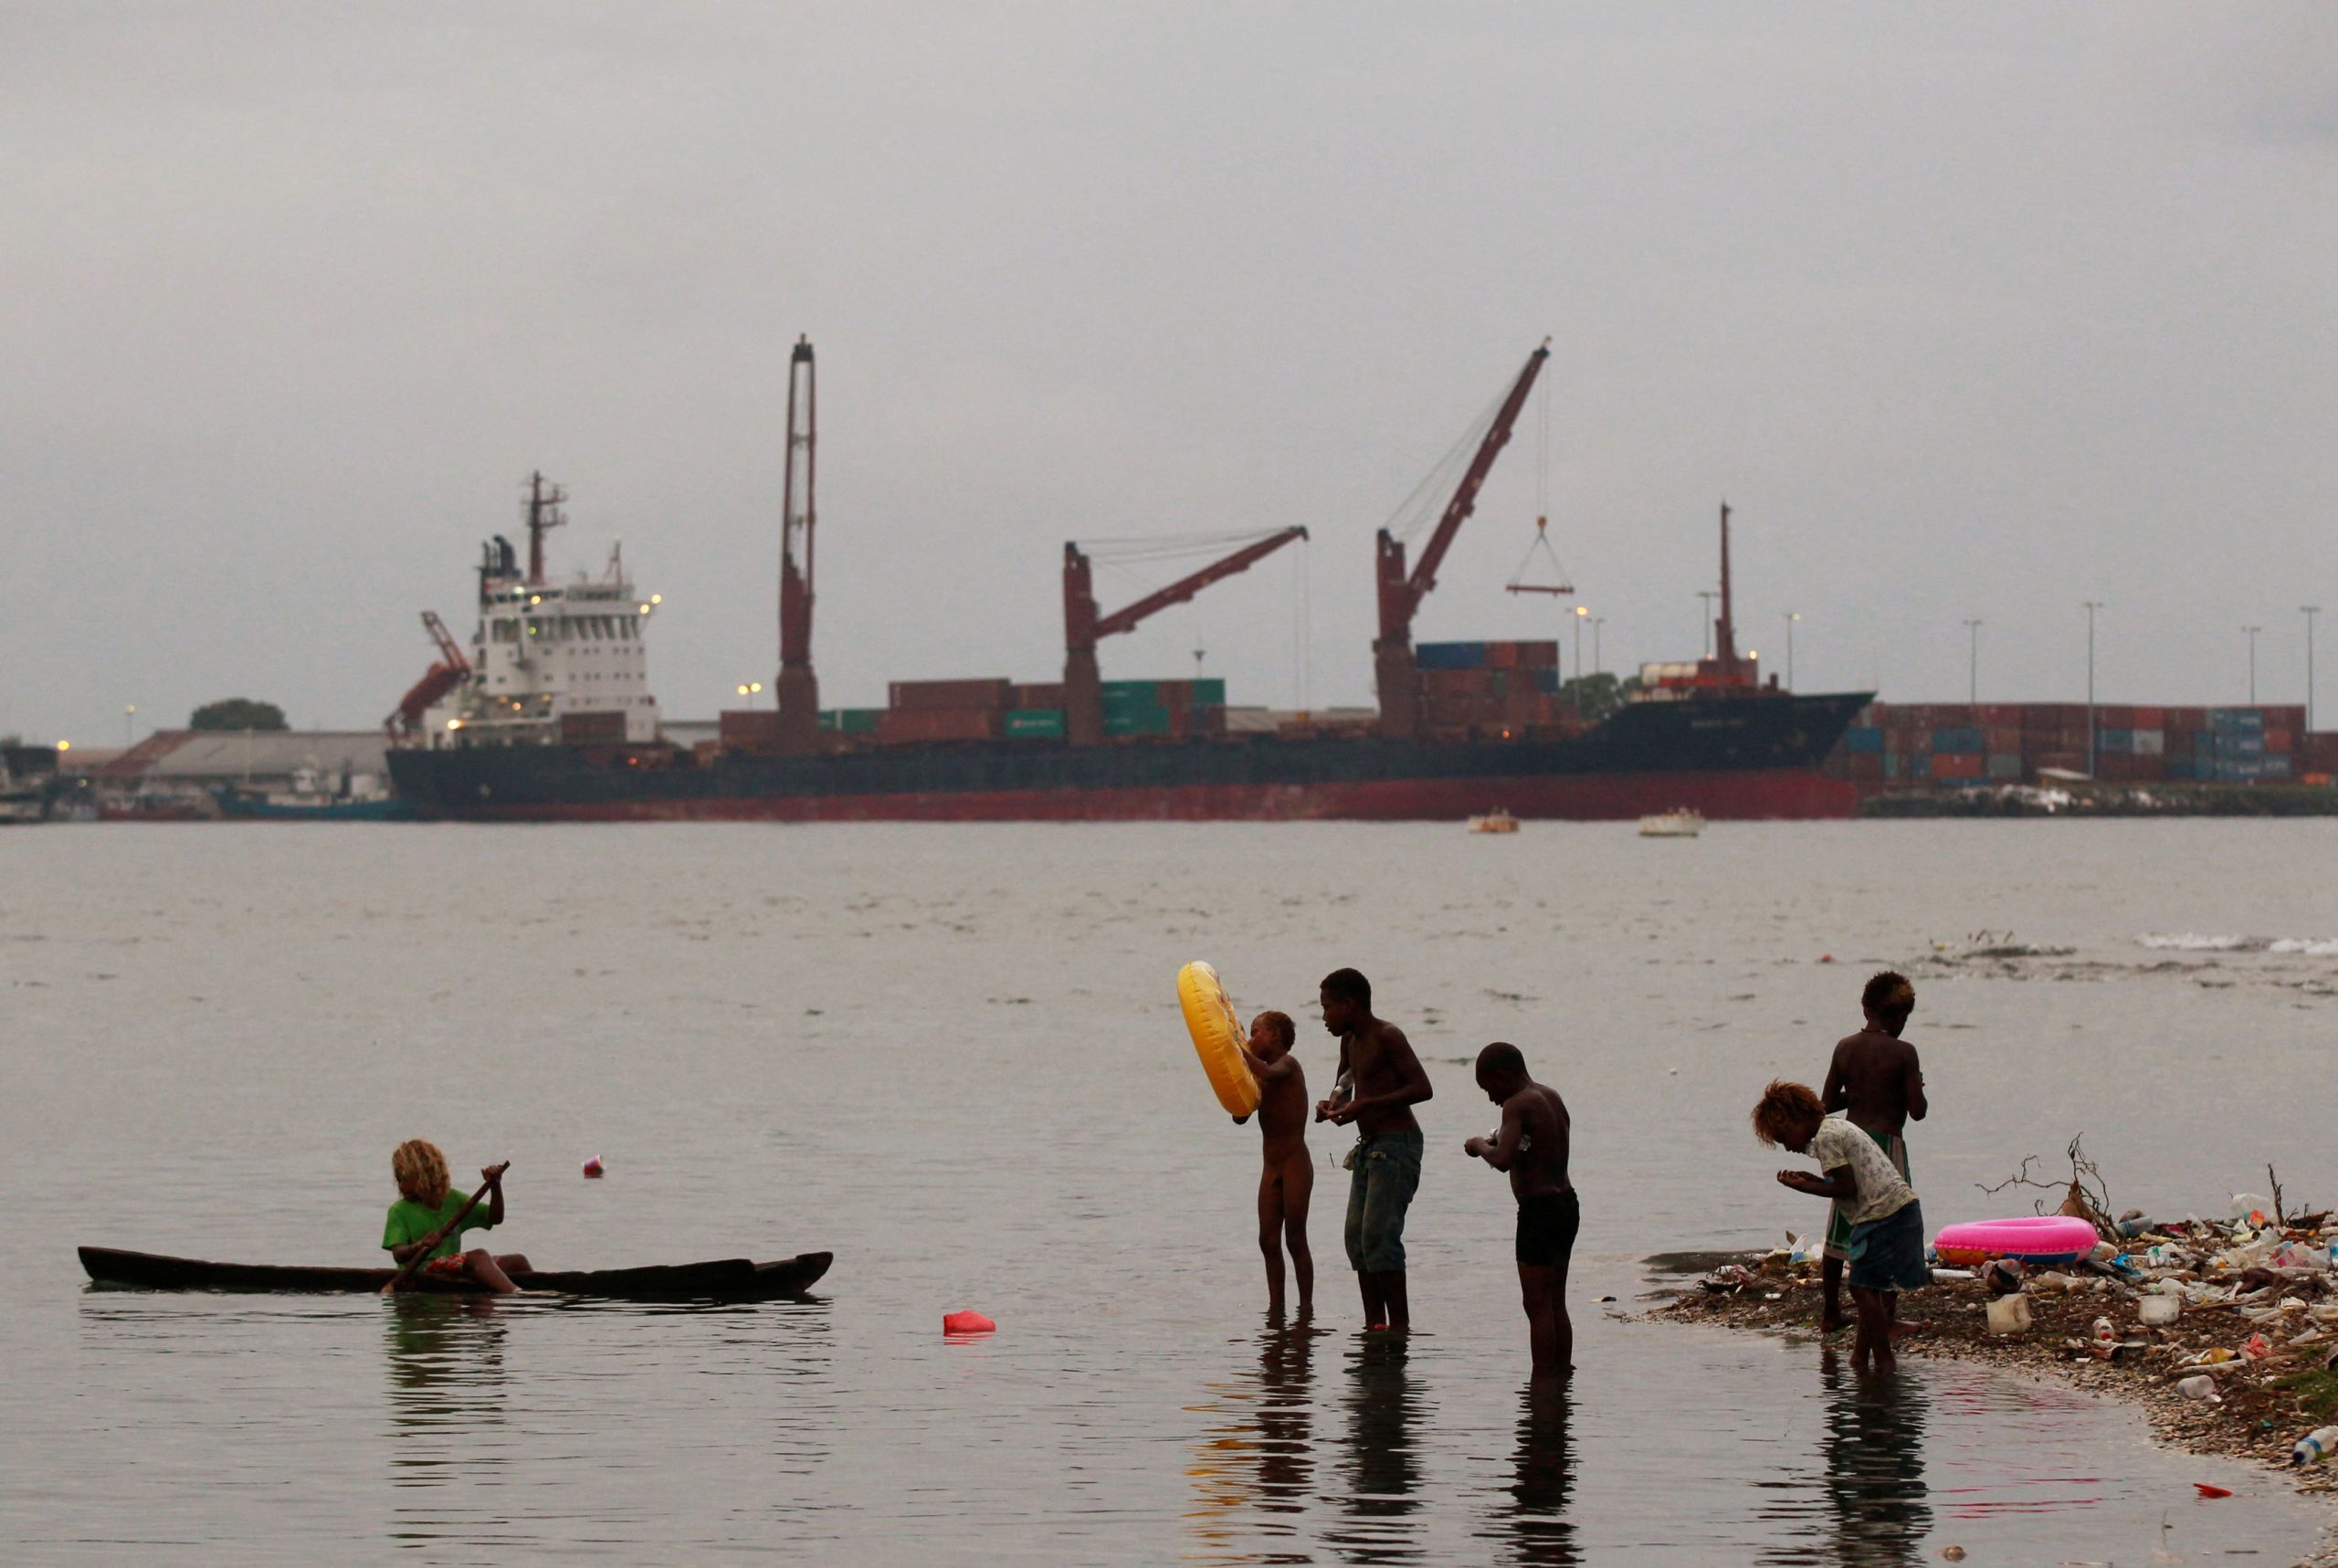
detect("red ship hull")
[433,765,1856,823]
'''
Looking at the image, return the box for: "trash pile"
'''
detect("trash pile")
[1666,1194,2338,1484]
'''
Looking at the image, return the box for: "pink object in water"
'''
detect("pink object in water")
[581,1156,605,1178]
[943,1310,995,1335]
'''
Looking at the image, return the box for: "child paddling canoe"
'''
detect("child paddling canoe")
[384,1140,530,1294]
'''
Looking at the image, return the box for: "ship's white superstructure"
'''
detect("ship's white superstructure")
[420,476,662,748]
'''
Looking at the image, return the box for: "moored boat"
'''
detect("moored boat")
[1638,807,1706,837]
[79,1245,830,1301]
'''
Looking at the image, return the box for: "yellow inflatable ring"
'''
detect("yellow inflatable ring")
[1177,961,1259,1119]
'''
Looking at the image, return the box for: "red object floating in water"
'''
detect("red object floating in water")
[1818,954,1834,964]
[2195,1483,2233,1499]
[581,1157,605,1178]
[943,1310,995,1335]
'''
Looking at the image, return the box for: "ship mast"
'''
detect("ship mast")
[1714,500,1738,679]
[525,471,568,586]
[775,335,820,753]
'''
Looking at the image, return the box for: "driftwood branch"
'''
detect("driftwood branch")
[1976,1134,2117,1240]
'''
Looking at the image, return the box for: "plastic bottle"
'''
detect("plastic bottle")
[2292,1426,2338,1466]
[2176,1375,2220,1403]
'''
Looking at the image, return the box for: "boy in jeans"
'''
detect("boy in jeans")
[1752,1079,1925,1373]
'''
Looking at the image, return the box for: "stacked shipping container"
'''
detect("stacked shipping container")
[1414,641,1568,741]
[1826,703,2312,792]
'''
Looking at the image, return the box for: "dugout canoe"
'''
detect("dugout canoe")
[79,1246,831,1301]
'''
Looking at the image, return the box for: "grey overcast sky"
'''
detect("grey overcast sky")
[4,4,2333,744]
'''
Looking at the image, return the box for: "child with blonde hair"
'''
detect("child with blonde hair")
[384,1140,528,1294]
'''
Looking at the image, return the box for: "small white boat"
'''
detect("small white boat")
[1638,807,1704,837]
[1467,808,1520,834]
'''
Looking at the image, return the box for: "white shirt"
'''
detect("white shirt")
[1809,1114,1915,1226]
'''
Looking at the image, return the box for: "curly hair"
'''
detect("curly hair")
[1750,1079,1825,1148]
[391,1139,450,1206]
[1862,970,1916,1028]
[1253,1010,1296,1048]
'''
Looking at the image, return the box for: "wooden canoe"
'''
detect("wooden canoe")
[79,1246,831,1302]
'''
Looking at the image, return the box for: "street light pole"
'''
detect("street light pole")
[2082,602,2104,776]
[123,703,137,748]
[2304,606,2321,732]
[2243,626,2262,705]
[1573,605,1587,685]
[1781,612,1799,689]
[1963,619,1983,707]
[1592,616,1606,678]
[1697,592,1718,658]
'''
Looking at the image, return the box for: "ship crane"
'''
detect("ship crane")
[774,335,820,754]
[1374,340,1550,739]
[1062,527,1308,746]
[384,611,472,740]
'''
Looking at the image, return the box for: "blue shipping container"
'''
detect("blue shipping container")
[2210,708,2266,731]
[1844,727,1885,753]
[2099,729,2133,753]
[1931,726,1984,753]
[1416,642,1490,670]
[2213,733,2266,757]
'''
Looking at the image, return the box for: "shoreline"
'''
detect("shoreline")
[1648,1243,2338,1560]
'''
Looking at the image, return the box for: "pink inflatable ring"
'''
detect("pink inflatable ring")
[1933,1215,2100,1268]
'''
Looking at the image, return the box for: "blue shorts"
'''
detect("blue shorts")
[1343,1130,1423,1273]
[1847,1200,1928,1293]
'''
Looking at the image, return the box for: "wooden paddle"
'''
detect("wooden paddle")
[380,1162,509,1296]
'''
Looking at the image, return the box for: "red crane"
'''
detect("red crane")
[1062,528,1308,745]
[774,335,820,753]
[1373,340,1549,739]
[384,611,472,741]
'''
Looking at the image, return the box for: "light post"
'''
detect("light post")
[2306,606,2322,732]
[1573,605,1587,685]
[1781,612,1799,689]
[735,681,764,704]
[1963,619,1983,707]
[1697,592,1718,658]
[2083,601,2104,776]
[1592,617,1606,677]
[2243,626,2262,705]
[123,703,137,748]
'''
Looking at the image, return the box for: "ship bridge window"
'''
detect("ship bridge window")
[526,618,544,637]
[492,619,519,643]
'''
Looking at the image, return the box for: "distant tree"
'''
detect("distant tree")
[189,699,288,732]
[1560,671,1631,723]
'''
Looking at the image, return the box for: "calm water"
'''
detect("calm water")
[5,820,2335,1563]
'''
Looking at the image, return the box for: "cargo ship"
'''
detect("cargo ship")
[389,340,1869,822]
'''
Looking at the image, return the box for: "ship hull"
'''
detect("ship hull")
[391,691,1869,823]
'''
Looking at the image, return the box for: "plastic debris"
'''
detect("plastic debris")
[943,1310,996,1335]
[581,1156,605,1178]
[2139,1294,2180,1327]
[2194,1482,2234,1499]
[1985,1294,2033,1335]
[2175,1375,2220,1403]
[1940,1548,1966,1563]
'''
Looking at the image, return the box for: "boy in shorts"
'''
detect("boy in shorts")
[1463,1042,1575,1378]
[1753,1080,1925,1373]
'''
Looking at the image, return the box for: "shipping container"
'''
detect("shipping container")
[1005,708,1066,739]
[1011,683,1066,710]
[2209,708,2266,731]
[559,710,628,745]
[1506,641,1561,669]
[2262,754,2294,779]
[1843,727,1884,753]
[1932,727,1984,754]
[1533,668,1563,695]
[2266,729,2293,753]
[878,707,1005,743]
[1932,752,1983,778]
[2212,732,2267,758]
[1421,667,1499,695]
[720,709,780,746]
[890,679,1013,711]
[2099,729,2133,753]
[2132,729,2164,755]
[1986,753,2022,780]
[1416,642,1490,670]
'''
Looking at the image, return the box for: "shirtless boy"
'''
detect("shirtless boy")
[1237,1010,1312,1314]
[1314,967,1433,1331]
[1463,1042,1575,1378]
[1817,971,1926,1334]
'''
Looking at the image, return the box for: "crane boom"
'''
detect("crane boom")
[1062,527,1308,745]
[1374,340,1549,739]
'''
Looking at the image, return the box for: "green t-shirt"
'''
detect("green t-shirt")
[382,1189,494,1260]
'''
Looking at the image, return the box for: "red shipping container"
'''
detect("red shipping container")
[1486,642,1521,670]
[1511,641,1560,669]
[890,679,1013,711]
[2131,706,2164,727]
[1932,751,1984,776]
[720,709,780,747]
[877,707,1005,743]
[2266,729,2293,753]
[1421,668,1498,695]
[1848,752,1886,780]
[1012,682,1066,709]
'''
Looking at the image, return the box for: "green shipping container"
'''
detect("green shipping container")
[837,708,882,734]
[1104,710,1174,737]
[1005,708,1066,738]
